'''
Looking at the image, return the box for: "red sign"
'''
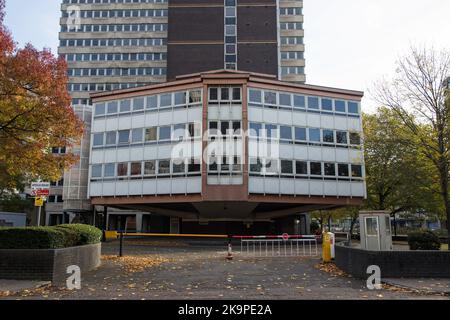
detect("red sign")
[282,233,290,241]
[31,189,50,197]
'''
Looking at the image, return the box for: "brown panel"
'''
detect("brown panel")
[167,44,224,80]
[237,4,277,41]
[238,43,278,76]
[168,7,224,42]
[169,0,224,5]
[238,0,276,4]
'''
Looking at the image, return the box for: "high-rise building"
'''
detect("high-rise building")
[51,0,308,229]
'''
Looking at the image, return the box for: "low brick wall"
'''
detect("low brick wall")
[335,244,450,279]
[0,243,101,286]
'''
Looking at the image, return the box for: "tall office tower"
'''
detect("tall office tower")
[167,0,305,83]
[50,0,169,225]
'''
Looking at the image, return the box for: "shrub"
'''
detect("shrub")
[57,224,102,245]
[407,230,441,250]
[0,224,102,249]
[0,227,68,249]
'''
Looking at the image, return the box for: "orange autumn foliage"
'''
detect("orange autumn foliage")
[0,1,83,190]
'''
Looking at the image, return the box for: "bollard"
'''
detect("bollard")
[226,237,233,261]
[119,232,124,257]
[322,232,331,263]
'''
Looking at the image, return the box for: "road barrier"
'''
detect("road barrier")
[233,234,320,257]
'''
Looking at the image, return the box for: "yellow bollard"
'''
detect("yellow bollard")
[322,232,332,263]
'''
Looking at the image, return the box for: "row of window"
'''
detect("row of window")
[92,123,202,147]
[63,0,167,4]
[91,159,201,179]
[248,123,361,146]
[248,89,360,114]
[60,38,166,47]
[224,1,237,70]
[94,89,202,116]
[249,159,364,179]
[68,82,151,92]
[62,9,167,18]
[47,195,64,203]
[280,36,304,45]
[280,22,303,30]
[281,67,305,76]
[61,23,167,33]
[63,52,165,62]
[280,7,303,15]
[68,67,166,77]
[209,87,242,103]
[281,51,304,60]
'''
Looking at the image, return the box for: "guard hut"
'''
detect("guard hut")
[359,211,393,251]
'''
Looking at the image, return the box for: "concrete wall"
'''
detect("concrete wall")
[335,244,450,278]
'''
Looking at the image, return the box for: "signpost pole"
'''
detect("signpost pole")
[37,205,42,227]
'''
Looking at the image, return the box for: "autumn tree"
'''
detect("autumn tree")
[373,46,450,247]
[363,108,441,235]
[0,0,83,192]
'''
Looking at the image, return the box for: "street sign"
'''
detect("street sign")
[31,182,50,197]
[35,197,45,207]
[282,233,290,241]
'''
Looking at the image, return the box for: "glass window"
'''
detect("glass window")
[264,159,279,174]
[250,158,262,173]
[209,88,218,101]
[104,164,115,177]
[160,94,172,107]
[351,165,363,178]
[309,128,321,142]
[188,159,201,173]
[131,128,143,143]
[350,132,361,145]
[118,130,130,144]
[249,89,262,103]
[293,95,305,109]
[336,131,348,144]
[310,162,322,175]
[91,165,102,178]
[335,100,346,112]
[93,133,104,146]
[189,90,202,104]
[265,124,278,139]
[348,102,359,114]
[280,126,292,140]
[133,97,145,110]
[308,97,319,109]
[145,127,157,142]
[221,122,230,135]
[105,131,117,145]
[324,163,336,176]
[323,130,334,143]
[95,103,105,116]
[147,96,157,109]
[159,126,171,141]
[130,162,142,176]
[279,93,291,106]
[338,164,349,177]
[221,87,230,101]
[365,217,378,236]
[295,127,307,141]
[264,91,277,105]
[249,123,262,137]
[321,98,333,111]
[232,121,241,134]
[175,91,186,105]
[173,124,186,140]
[120,99,131,112]
[232,88,241,101]
[296,161,308,175]
[158,160,171,174]
[117,163,128,176]
[385,216,391,236]
[172,160,185,174]
[281,160,293,174]
[144,161,156,175]
[107,101,118,114]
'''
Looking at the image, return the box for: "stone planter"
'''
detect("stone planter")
[0,243,101,287]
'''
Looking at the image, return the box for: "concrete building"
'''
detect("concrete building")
[89,70,365,234]
[51,0,306,229]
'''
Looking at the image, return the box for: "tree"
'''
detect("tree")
[0,0,83,192]
[373,46,450,248]
[363,108,441,235]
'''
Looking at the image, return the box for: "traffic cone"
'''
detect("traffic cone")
[226,243,233,261]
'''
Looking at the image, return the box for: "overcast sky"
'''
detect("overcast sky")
[4,0,450,113]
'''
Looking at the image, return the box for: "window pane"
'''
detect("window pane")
[279,93,291,106]
[93,133,104,146]
[309,128,321,142]
[221,122,230,135]
[308,97,319,109]
[249,89,262,103]
[250,158,262,173]
[173,124,186,140]
[296,161,308,175]
[295,127,307,141]
[335,100,346,112]
[324,163,336,176]
[159,126,171,140]
[95,103,105,115]
[131,128,143,143]
[147,96,157,109]
[280,126,292,140]
[351,165,363,178]
[221,88,230,101]
[265,124,278,139]
[249,123,262,137]
[145,127,157,141]
[117,163,128,176]
[188,159,201,172]
[323,130,334,143]
[133,97,145,110]
[189,90,202,104]
[264,159,279,174]
[107,101,118,114]
[120,99,131,112]
[348,102,359,114]
[310,162,322,175]
[233,121,241,134]
[293,95,305,109]
[158,160,171,174]
[144,161,156,175]
[350,132,361,145]
[209,88,218,101]
[336,131,348,144]
[118,130,130,144]
[104,164,115,177]
[91,165,102,178]
[160,94,172,107]
[281,160,293,174]
[130,162,142,176]
[264,91,276,105]
[232,88,241,101]
[338,164,349,177]
[175,91,186,105]
[172,161,185,174]
[321,98,333,111]
[105,131,117,145]
[365,217,378,236]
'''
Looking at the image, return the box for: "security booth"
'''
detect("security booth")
[359,211,393,251]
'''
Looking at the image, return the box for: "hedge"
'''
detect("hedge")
[0,224,102,249]
[407,230,441,250]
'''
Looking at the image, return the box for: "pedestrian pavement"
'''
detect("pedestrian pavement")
[383,278,450,294]
[0,280,51,296]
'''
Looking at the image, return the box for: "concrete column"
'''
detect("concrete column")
[45,211,50,226]
[136,213,143,233]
